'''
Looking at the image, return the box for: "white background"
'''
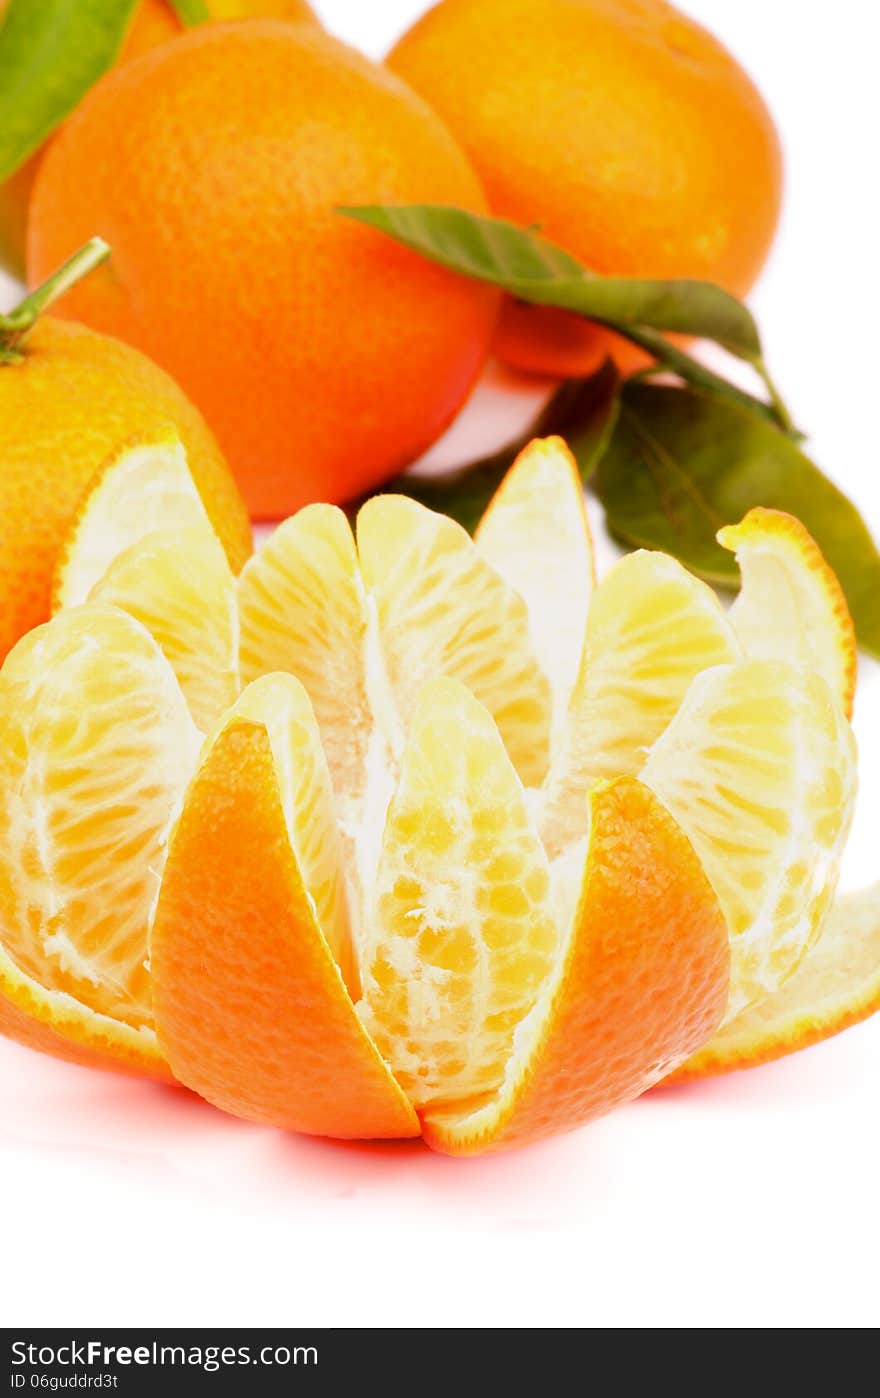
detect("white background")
[1,0,878,1329]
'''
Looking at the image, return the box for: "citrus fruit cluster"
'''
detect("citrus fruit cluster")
[8,1,782,515]
[0,432,871,1155]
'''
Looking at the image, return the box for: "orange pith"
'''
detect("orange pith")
[51,430,217,612]
[633,512,864,1074]
[150,672,729,1149]
[474,435,595,735]
[388,0,783,379]
[90,527,240,734]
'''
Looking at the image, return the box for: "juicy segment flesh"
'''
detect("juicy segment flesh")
[238,493,556,959]
[357,495,553,789]
[358,679,560,1111]
[90,525,239,733]
[422,777,729,1155]
[674,882,880,1078]
[54,433,240,734]
[643,660,857,1021]
[0,605,200,1029]
[54,434,214,610]
[237,505,375,811]
[541,550,740,856]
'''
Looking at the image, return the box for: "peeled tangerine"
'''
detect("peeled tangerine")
[0,433,872,1153]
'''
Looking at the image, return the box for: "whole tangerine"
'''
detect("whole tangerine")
[388,0,783,378]
[0,0,318,277]
[27,21,499,516]
[0,315,251,661]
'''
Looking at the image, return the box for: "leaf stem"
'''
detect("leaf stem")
[751,356,798,437]
[0,237,110,361]
[598,321,797,433]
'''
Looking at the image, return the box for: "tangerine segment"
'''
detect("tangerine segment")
[719,508,857,720]
[643,660,857,1021]
[672,884,880,1080]
[150,684,418,1138]
[542,550,739,856]
[475,436,595,732]
[90,526,239,734]
[0,604,200,1075]
[357,495,552,787]
[0,604,201,1029]
[237,505,375,809]
[358,678,559,1112]
[422,777,729,1156]
[53,432,214,611]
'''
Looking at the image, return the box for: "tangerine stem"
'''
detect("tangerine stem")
[0,237,110,362]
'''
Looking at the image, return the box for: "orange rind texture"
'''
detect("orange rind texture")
[0,1,321,277]
[0,318,251,666]
[150,679,729,1148]
[27,21,498,517]
[150,696,419,1139]
[388,0,783,379]
[422,778,730,1154]
[671,884,880,1081]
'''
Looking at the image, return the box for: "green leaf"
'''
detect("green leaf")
[384,360,621,534]
[339,203,799,434]
[0,0,139,180]
[339,203,761,358]
[167,0,211,23]
[597,382,880,657]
